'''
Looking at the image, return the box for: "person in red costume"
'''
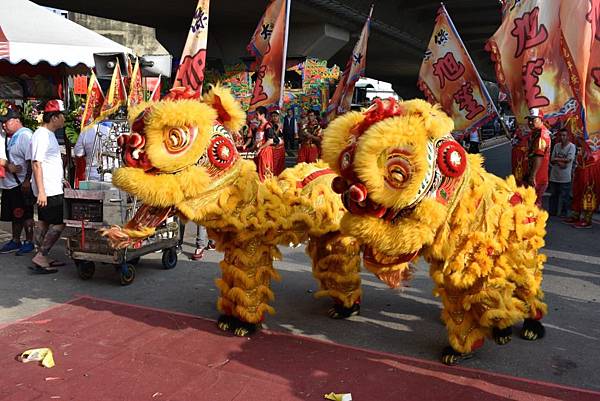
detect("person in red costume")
[253,106,274,181]
[297,109,322,164]
[526,108,551,209]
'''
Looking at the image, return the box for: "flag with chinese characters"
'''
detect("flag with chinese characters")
[486,0,577,125]
[246,0,290,115]
[326,5,373,122]
[99,61,127,118]
[560,0,600,151]
[173,0,211,92]
[418,5,494,132]
[127,58,144,109]
[80,71,105,131]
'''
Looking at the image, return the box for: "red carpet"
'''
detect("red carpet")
[1,297,598,401]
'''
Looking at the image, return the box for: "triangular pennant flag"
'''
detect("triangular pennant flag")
[127,58,144,109]
[326,5,372,122]
[100,60,127,118]
[173,0,211,92]
[80,71,105,131]
[418,5,495,132]
[246,0,291,115]
[150,75,162,102]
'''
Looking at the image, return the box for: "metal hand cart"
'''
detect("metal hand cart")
[64,118,180,285]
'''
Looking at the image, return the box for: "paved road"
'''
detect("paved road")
[1,140,599,391]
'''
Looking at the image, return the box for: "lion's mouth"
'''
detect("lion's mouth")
[127,204,174,231]
[363,246,418,268]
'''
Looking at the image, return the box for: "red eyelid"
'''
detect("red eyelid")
[387,148,412,158]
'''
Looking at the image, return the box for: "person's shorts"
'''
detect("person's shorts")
[1,186,34,222]
[37,194,64,225]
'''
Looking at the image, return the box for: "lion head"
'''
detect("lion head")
[321,98,470,278]
[106,85,246,246]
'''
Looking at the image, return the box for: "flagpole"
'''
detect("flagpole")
[278,0,291,110]
[441,3,511,139]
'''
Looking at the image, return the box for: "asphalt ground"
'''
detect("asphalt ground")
[1,138,599,391]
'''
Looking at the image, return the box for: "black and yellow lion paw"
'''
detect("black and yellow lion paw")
[216,315,260,337]
[328,303,360,319]
[217,315,234,332]
[520,319,545,341]
[492,326,513,345]
[441,346,474,366]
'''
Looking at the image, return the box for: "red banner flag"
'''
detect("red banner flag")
[100,61,127,118]
[247,0,290,115]
[173,0,210,92]
[326,5,372,122]
[127,58,144,109]
[80,71,105,131]
[486,0,578,126]
[418,5,494,132]
[560,0,600,152]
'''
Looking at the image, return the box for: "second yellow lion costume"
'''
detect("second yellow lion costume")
[321,98,548,364]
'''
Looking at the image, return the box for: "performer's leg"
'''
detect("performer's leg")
[308,232,362,319]
[438,288,487,365]
[215,235,280,336]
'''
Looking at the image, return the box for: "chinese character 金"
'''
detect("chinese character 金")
[453,82,485,120]
[433,52,465,89]
[353,53,363,65]
[260,23,274,41]
[510,7,548,58]
[423,49,433,61]
[191,7,208,34]
[522,58,550,108]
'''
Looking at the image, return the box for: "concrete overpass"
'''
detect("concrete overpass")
[35,0,502,98]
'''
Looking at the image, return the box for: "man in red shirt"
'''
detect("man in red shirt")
[526,108,551,208]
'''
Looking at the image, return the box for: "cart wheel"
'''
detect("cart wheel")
[76,260,95,280]
[162,248,178,270]
[129,257,141,265]
[120,263,136,286]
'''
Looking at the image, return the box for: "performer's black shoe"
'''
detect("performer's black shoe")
[328,303,360,319]
[492,326,513,345]
[520,319,545,341]
[441,346,474,366]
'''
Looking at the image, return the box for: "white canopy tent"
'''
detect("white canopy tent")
[0,0,131,68]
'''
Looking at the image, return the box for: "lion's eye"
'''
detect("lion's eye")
[164,127,190,153]
[385,154,412,189]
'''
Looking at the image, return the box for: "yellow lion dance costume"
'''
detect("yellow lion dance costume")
[321,98,548,364]
[103,86,364,336]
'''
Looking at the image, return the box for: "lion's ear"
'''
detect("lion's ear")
[321,112,366,173]
[203,84,246,132]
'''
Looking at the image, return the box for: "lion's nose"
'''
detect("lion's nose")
[348,183,368,203]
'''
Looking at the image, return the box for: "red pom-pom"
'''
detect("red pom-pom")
[437,141,466,177]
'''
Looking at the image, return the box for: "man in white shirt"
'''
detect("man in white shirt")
[548,128,576,218]
[74,121,112,182]
[30,100,67,273]
[0,108,35,255]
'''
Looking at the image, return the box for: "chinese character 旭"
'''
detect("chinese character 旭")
[522,58,550,108]
[453,82,485,120]
[510,7,548,58]
[432,52,465,89]
[177,49,206,91]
